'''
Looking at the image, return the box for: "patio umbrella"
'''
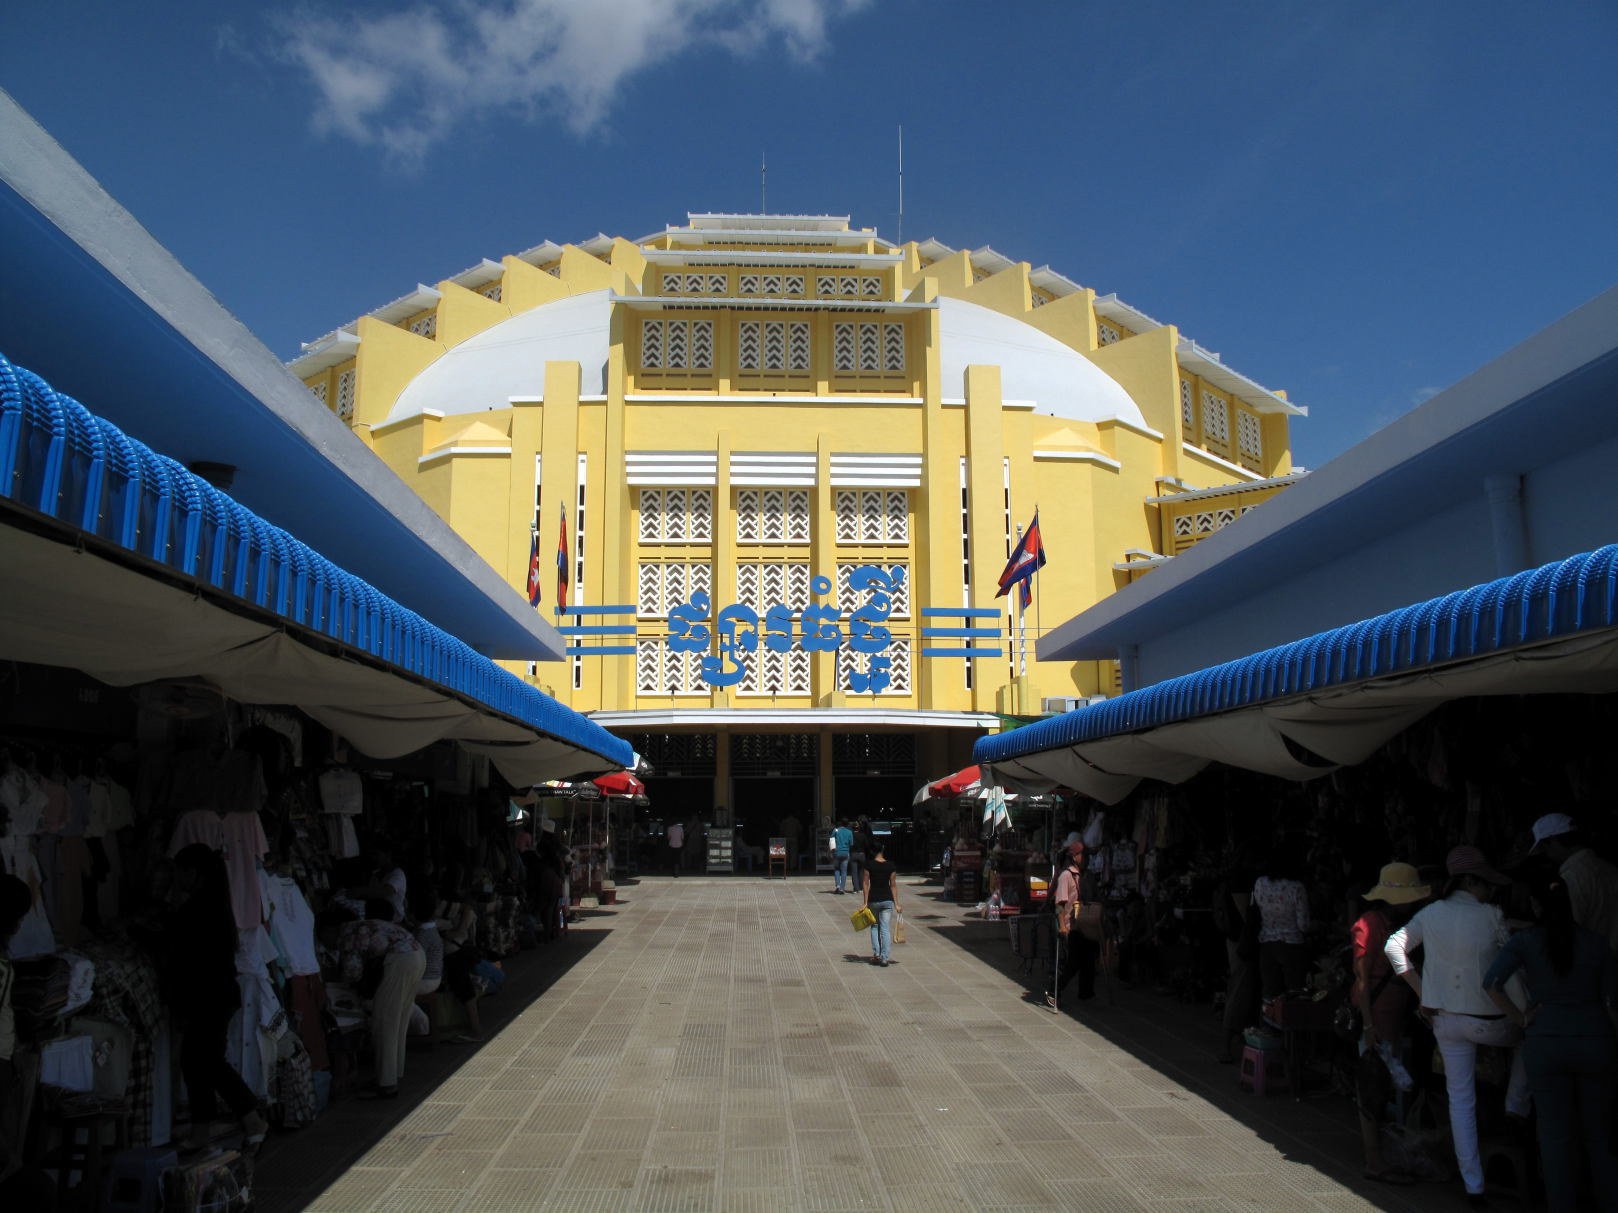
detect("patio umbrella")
[926,765,982,800]
[593,771,645,798]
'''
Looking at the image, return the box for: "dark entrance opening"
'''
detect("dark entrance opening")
[832,775,914,822]
[731,777,815,852]
[642,777,714,825]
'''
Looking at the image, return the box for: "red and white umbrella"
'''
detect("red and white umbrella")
[592,771,645,798]
[919,764,982,801]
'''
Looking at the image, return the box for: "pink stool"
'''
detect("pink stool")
[1237,1045,1290,1096]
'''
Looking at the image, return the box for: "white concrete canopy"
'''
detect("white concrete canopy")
[937,297,1147,428]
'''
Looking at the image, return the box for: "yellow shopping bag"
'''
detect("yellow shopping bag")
[850,906,877,931]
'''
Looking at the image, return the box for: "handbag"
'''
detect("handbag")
[893,912,907,944]
[850,906,877,932]
[1333,970,1394,1042]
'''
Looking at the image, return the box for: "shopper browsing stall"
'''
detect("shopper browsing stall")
[1385,845,1528,1207]
[1045,841,1097,1009]
[1252,843,1310,999]
[1483,879,1618,1213]
[1530,814,1618,953]
[164,845,270,1153]
[1353,861,1428,1186]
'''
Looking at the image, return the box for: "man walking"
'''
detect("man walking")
[666,819,684,878]
[831,819,854,894]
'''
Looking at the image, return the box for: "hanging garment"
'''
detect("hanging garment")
[169,810,270,930]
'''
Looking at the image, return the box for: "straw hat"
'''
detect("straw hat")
[1364,862,1429,905]
[1445,844,1508,885]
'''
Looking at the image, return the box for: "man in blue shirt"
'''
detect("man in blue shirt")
[831,821,854,893]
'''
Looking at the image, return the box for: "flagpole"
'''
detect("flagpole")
[1033,502,1042,674]
[1015,523,1027,680]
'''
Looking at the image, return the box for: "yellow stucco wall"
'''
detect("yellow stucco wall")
[293,217,1301,726]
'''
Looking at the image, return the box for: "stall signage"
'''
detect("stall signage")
[667,565,903,690]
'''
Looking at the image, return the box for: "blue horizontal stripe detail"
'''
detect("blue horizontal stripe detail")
[556,604,636,615]
[557,625,637,636]
[975,543,1618,767]
[922,627,1003,639]
[922,647,1003,658]
[0,350,633,772]
[922,607,1002,618]
[565,645,637,656]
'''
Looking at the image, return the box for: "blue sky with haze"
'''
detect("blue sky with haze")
[4,0,1615,469]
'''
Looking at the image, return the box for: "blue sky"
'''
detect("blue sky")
[4,0,1615,469]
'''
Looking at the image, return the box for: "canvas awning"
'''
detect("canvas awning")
[0,353,633,784]
[976,546,1618,803]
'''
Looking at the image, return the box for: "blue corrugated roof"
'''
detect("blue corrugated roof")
[976,544,1618,766]
[0,350,633,771]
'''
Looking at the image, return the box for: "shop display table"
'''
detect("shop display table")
[1260,996,1334,1101]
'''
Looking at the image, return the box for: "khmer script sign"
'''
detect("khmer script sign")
[667,565,903,691]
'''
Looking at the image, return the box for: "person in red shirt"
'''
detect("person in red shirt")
[1354,861,1428,1186]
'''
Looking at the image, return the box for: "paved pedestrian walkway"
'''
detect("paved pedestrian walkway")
[267,878,1480,1212]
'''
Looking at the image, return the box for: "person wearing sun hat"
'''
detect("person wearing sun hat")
[1531,812,1618,955]
[1353,862,1429,1185]
[1386,845,1530,1205]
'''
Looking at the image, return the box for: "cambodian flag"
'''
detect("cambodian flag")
[995,512,1046,610]
[525,526,542,607]
[556,503,570,613]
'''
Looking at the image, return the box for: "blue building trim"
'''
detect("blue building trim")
[976,544,1618,766]
[0,351,633,771]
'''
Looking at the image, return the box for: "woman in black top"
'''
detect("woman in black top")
[167,844,268,1153]
[862,839,901,967]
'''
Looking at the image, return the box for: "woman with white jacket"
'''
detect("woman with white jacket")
[1385,845,1528,1207]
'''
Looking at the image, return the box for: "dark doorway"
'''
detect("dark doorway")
[832,776,914,822]
[642,777,714,825]
[731,777,815,850]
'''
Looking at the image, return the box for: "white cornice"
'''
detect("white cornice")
[588,708,1001,730]
[1033,450,1121,470]
[612,293,933,314]
[1147,470,1307,504]
[626,394,924,405]
[643,250,900,266]
[1179,443,1264,481]
[1178,338,1304,416]
[418,445,512,467]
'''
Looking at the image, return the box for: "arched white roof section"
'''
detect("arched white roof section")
[388,290,612,423]
[938,297,1146,428]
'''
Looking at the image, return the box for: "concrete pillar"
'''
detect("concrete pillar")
[1484,471,1527,576]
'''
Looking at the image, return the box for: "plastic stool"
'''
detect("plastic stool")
[102,1145,178,1213]
[1237,1045,1291,1096]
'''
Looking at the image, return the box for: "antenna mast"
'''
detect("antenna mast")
[761,152,767,213]
[896,125,904,244]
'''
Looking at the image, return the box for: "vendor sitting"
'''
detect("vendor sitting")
[320,900,425,1099]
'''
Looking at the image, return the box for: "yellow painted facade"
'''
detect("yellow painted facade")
[291,215,1304,824]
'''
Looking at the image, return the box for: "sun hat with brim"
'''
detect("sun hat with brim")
[1365,862,1430,905]
[1445,844,1509,885]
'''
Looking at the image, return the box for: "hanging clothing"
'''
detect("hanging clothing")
[262,875,321,977]
[167,810,270,930]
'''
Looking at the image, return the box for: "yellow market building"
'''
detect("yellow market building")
[289,213,1305,835]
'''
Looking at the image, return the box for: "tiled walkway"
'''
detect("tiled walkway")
[265,878,1479,1212]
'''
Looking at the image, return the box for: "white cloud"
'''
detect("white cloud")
[276,0,870,163]
[1410,385,1442,406]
